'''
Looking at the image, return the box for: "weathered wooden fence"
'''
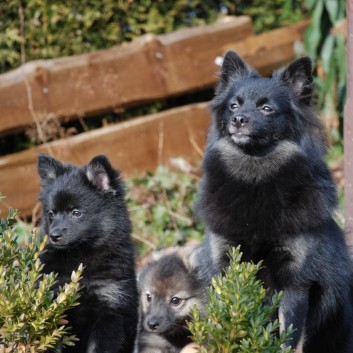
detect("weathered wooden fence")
[0,17,308,217]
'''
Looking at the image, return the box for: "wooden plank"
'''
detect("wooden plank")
[222,20,310,76]
[0,102,210,217]
[345,0,353,245]
[0,17,252,136]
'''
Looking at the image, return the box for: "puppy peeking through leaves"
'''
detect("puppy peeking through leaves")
[136,243,206,353]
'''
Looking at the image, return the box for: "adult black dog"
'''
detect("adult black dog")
[38,154,138,353]
[195,51,353,353]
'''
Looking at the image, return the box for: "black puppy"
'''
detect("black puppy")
[195,51,353,353]
[38,154,138,353]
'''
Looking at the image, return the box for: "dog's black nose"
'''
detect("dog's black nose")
[49,232,62,242]
[232,114,248,127]
[147,319,159,331]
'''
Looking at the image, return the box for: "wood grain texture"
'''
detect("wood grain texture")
[0,16,252,136]
[0,103,210,217]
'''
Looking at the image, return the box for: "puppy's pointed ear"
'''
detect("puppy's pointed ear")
[85,155,120,192]
[280,57,313,104]
[178,242,201,271]
[37,153,64,186]
[216,51,248,94]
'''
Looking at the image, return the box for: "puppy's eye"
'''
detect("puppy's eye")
[146,293,152,303]
[170,297,182,306]
[47,210,55,219]
[229,103,238,111]
[261,105,273,113]
[72,209,82,218]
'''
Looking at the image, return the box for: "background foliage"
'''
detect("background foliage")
[188,247,294,353]
[0,210,82,352]
[0,0,306,73]
[226,0,306,33]
[126,165,204,257]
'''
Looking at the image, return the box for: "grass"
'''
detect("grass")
[126,164,205,257]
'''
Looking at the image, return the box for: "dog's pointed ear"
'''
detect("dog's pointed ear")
[37,153,65,186]
[85,155,120,192]
[280,57,313,104]
[216,51,248,93]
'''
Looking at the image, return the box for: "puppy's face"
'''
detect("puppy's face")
[139,254,203,336]
[38,154,125,249]
[141,288,196,336]
[41,186,96,248]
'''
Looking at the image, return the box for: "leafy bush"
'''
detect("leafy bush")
[0,0,306,73]
[0,209,82,352]
[126,165,204,256]
[0,0,220,72]
[227,0,306,33]
[188,246,294,353]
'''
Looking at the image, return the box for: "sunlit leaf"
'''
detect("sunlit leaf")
[321,34,335,73]
[324,0,338,24]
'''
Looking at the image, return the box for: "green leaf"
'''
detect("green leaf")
[324,0,338,24]
[305,0,317,10]
[334,34,347,93]
[321,33,335,73]
[8,208,16,219]
[304,0,324,58]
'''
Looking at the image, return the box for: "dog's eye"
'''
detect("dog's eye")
[72,209,82,218]
[146,293,152,303]
[170,297,182,306]
[261,105,273,113]
[47,210,55,219]
[229,103,238,111]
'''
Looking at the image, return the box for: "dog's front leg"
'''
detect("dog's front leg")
[86,313,137,353]
[279,286,308,353]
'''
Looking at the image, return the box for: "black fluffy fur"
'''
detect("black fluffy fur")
[38,154,138,353]
[195,51,353,353]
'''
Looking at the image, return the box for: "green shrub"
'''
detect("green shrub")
[0,209,82,352]
[0,0,306,73]
[0,0,221,73]
[188,246,294,353]
[227,0,307,33]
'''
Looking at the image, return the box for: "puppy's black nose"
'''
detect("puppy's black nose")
[147,319,159,331]
[232,114,248,127]
[49,232,62,242]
